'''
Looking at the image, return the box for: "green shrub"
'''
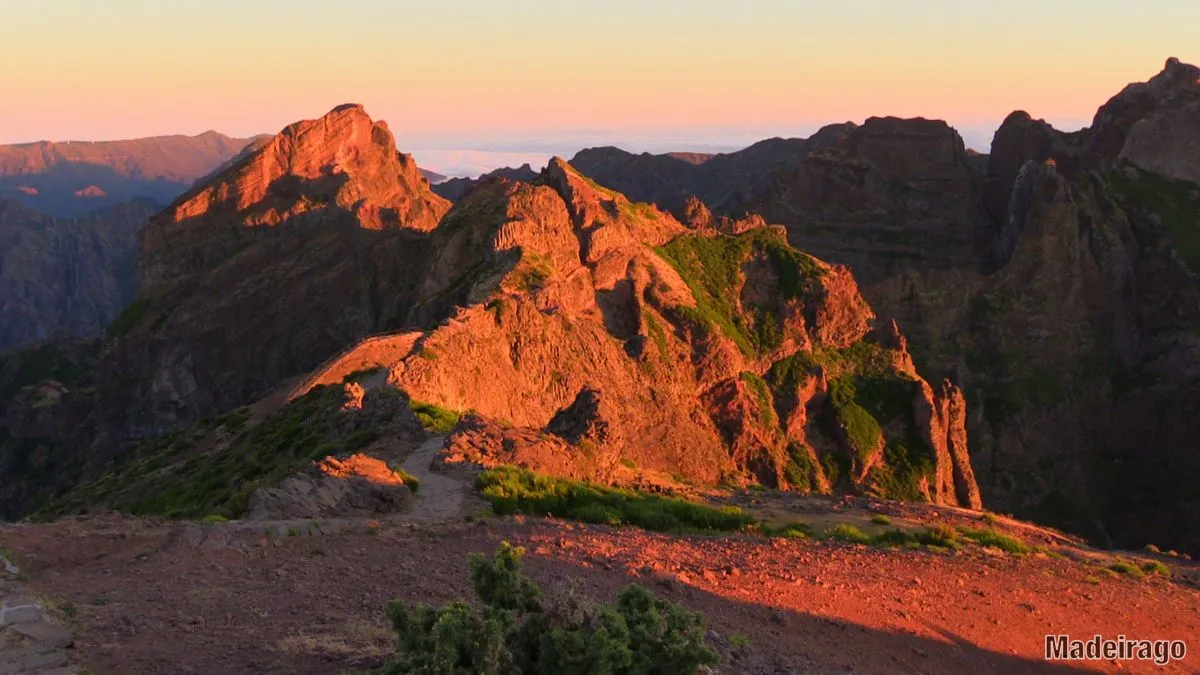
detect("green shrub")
[410,400,461,433]
[870,514,892,526]
[476,467,753,533]
[782,443,818,492]
[957,527,1031,554]
[1141,560,1170,576]
[918,525,960,550]
[383,542,719,674]
[870,528,918,549]
[1107,561,1145,579]
[823,523,870,544]
[828,378,883,465]
[391,467,421,493]
[761,521,812,539]
[729,633,752,651]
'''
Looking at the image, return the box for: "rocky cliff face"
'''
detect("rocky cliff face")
[0,199,158,351]
[0,131,260,217]
[569,59,1200,555]
[2,108,989,520]
[98,105,451,440]
[319,159,981,505]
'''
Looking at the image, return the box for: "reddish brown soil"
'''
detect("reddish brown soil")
[2,515,1198,674]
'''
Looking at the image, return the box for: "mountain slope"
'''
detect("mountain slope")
[98,104,452,440]
[0,199,159,351]
[295,158,982,505]
[0,131,261,217]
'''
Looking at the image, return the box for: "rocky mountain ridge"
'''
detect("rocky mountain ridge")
[1,104,983,521]
[0,131,262,217]
[566,58,1200,555]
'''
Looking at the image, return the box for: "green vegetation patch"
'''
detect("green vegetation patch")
[827,378,883,466]
[105,298,151,340]
[643,310,670,359]
[507,253,553,293]
[1106,561,1145,579]
[823,523,871,544]
[654,229,824,356]
[1110,165,1200,272]
[761,521,812,539]
[383,542,719,674]
[477,466,753,533]
[739,372,777,430]
[409,400,461,434]
[1141,560,1170,577]
[957,527,1031,554]
[782,443,820,492]
[36,386,376,520]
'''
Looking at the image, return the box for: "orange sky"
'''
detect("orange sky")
[1,0,1197,173]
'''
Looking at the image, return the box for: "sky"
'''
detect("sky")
[2,0,1198,176]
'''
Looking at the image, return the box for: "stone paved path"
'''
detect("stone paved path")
[0,549,76,674]
[399,435,465,522]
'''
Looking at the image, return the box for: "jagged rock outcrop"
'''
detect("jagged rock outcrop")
[0,199,158,351]
[141,104,449,285]
[244,453,413,520]
[1113,59,1200,185]
[98,104,452,439]
[432,164,539,203]
[382,159,980,504]
[0,131,260,217]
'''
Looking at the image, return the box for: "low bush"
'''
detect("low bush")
[476,467,753,534]
[761,521,812,539]
[383,542,719,674]
[391,467,421,493]
[870,528,918,549]
[823,523,871,544]
[410,400,461,433]
[918,525,961,550]
[1140,560,1170,577]
[1107,561,1145,579]
[957,527,1030,554]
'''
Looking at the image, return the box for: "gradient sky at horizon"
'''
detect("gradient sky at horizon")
[2,0,1198,175]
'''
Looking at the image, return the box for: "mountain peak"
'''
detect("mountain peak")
[142,105,451,284]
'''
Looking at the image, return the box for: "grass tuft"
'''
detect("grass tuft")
[409,400,461,433]
[957,527,1030,554]
[476,467,753,534]
[1107,561,1145,579]
[823,523,871,544]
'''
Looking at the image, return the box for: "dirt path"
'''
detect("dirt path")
[0,544,76,674]
[399,435,466,522]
